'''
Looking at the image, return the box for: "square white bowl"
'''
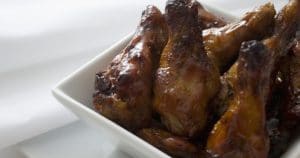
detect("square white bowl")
[52,3,299,158]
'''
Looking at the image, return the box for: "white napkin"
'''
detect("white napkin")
[0,0,287,150]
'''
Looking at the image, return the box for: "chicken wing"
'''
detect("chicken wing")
[138,128,202,158]
[209,76,234,119]
[206,40,272,158]
[268,34,300,158]
[284,34,300,125]
[213,0,300,119]
[207,1,300,157]
[265,1,300,150]
[93,6,168,130]
[262,0,300,59]
[203,3,275,73]
[196,2,226,29]
[264,1,300,156]
[153,0,220,138]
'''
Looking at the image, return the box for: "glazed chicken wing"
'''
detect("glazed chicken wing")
[203,3,275,73]
[264,0,300,139]
[137,128,202,158]
[213,0,300,118]
[207,1,300,157]
[206,41,272,158]
[266,0,300,154]
[224,0,300,105]
[284,35,300,125]
[209,76,234,119]
[196,2,226,29]
[153,0,220,138]
[93,6,168,130]
[266,31,300,158]
[262,0,300,59]
[267,36,300,158]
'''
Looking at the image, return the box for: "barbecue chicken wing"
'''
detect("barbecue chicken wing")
[207,1,300,157]
[93,6,168,130]
[196,2,226,29]
[213,0,300,119]
[138,128,202,158]
[262,0,300,59]
[284,35,300,126]
[267,38,300,158]
[203,3,275,73]
[153,0,220,138]
[206,41,272,158]
[266,0,300,154]
[267,33,300,158]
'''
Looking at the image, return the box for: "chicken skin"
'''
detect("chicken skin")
[137,128,201,158]
[225,0,300,100]
[93,6,168,130]
[262,0,300,60]
[206,41,272,158]
[196,2,226,29]
[207,1,300,157]
[268,35,300,158]
[153,0,220,138]
[203,3,276,73]
[265,0,300,130]
[284,35,300,125]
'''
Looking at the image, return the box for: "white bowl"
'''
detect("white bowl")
[52,3,299,158]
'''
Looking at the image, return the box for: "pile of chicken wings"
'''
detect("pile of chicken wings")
[93,0,300,157]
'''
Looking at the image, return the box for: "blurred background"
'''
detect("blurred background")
[0,0,289,158]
